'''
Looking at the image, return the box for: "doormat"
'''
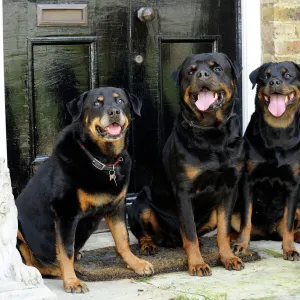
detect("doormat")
[74,237,260,281]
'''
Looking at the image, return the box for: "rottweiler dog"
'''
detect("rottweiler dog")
[128,53,244,276]
[233,62,300,261]
[16,87,154,293]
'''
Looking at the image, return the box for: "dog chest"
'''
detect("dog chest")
[77,187,127,212]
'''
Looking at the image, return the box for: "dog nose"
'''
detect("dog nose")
[197,70,210,80]
[269,78,282,87]
[108,107,120,116]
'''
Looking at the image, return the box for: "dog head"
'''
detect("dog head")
[250,62,300,128]
[172,52,242,124]
[67,87,142,143]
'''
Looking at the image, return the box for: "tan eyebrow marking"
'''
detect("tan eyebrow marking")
[191,65,197,70]
[113,92,119,98]
[209,61,215,66]
[282,68,287,73]
[97,95,104,101]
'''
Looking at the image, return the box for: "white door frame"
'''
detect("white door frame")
[0,0,7,161]
[0,0,261,159]
[241,0,262,131]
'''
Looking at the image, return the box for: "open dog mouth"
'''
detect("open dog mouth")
[190,87,225,111]
[96,123,123,140]
[263,92,296,117]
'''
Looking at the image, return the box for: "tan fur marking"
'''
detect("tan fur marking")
[182,233,204,265]
[246,160,257,173]
[106,217,153,274]
[198,209,217,236]
[113,92,119,98]
[281,205,298,258]
[56,230,88,292]
[141,208,160,232]
[209,61,215,67]
[97,96,104,101]
[184,164,201,180]
[259,85,300,128]
[217,207,243,269]
[78,186,127,212]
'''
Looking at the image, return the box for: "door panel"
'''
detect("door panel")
[29,38,97,171]
[130,0,241,192]
[4,0,241,197]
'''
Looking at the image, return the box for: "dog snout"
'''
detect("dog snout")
[107,107,121,116]
[197,70,211,81]
[269,77,282,88]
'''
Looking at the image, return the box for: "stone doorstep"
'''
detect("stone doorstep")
[0,281,56,300]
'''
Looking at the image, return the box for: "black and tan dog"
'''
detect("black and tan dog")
[128,53,244,276]
[16,87,154,293]
[233,62,300,261]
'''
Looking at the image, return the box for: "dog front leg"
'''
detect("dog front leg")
[177,190,211,277]
[282,184,300,261]
[217,188,244,271]
[55,218,89,293]
[233,173,252,255]
[105,205,154,276]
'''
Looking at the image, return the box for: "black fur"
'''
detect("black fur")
[234,61,300,260]
[129,53,244,274]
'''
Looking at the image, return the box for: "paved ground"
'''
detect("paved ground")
[44,232,300,300]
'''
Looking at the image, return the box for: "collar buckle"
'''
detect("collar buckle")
[92,159,106,170]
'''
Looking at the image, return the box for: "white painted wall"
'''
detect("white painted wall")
[241,0,262,132]
[0,0,7,161]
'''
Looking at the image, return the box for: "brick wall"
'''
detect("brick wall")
[261,0,300,63]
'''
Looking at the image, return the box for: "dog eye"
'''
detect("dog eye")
[188,70,194,75]
[214,67,222,72]
[264,74,270,79]
[94,101,101,107]
[117,98,124,104]
[285,73,292,79]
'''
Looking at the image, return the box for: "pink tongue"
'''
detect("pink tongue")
[268,94,286,117]
[106,123,121,135]
[195,91,217,111]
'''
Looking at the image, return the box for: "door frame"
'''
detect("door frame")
[0,0,261,159]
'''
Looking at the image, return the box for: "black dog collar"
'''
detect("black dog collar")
[76,140,123,171]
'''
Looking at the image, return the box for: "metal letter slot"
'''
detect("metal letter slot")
[37,4,88,27]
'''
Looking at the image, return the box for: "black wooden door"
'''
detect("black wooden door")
[4,0,241,197]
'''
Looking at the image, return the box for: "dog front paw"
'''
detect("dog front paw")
[221,256,245,271]
[63,278,89,293]
[283,250,300,261]
[188,262,212,277]
[128,258,154,276]
[233,241,248,255]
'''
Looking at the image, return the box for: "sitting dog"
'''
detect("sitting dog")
[233,62,300,261]
[128,53,244,276]
[16,87,154,293]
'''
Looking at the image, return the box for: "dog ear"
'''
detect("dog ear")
[249,63,271,90]
[249,67,260,90]
[123,89,143,117]
[222,54,243,81]
[66,91,88,122]
[291,62,300,73]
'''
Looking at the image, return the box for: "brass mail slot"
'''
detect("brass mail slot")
[37,4,88,26]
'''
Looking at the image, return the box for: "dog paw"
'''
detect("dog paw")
[283,250,300,261]
[64,279,89,293]
[129,259,154,276]
[140,242,158,256]
[188,262,212,277]
[233,242,248,255]
[222,256,245,271]
[11,263,43,286]
[75,251,84,261]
